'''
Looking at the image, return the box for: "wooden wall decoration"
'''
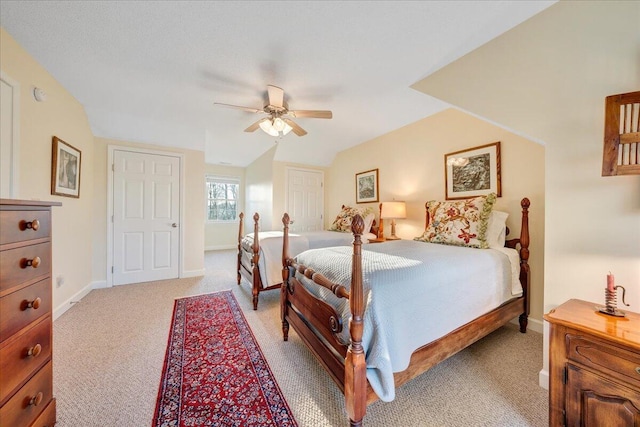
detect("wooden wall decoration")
[602,91,640,176]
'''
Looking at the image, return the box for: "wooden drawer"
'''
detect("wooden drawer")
[0,361,53,427]
[566,333,640,389]
[0,316,52,405]
[0,279,51,343]
[0,210,51,246]
[0,243,51,296]
[29,398,56,427]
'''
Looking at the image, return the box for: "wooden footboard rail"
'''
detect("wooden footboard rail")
[281,198,531,427]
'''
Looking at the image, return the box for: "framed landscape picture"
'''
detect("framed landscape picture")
[444,141,501,200]
[51,136,81,198]
[355,168,379,203]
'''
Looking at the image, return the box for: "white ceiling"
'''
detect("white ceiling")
[1,1,554,167]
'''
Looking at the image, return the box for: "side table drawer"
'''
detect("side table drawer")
[0,316,52,404]
[0,279,51,342]
[566,333,640,389]
[0,361,53,427]
[0,242,51,295]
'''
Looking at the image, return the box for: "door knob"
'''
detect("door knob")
[172,223,177,228]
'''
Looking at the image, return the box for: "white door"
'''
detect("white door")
[112,150,180,285]
[0,72,19,198]
[286,168,323,232]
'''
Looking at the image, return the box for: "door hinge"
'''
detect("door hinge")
[562,366,568,385]
[111,266,114,273]
[112,163,115,171]
[111,215,114,223]
[562,409,566,426]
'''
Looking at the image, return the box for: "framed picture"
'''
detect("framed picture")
[444,141,501,200]
[355,168,379,203]
[51,136,81,198]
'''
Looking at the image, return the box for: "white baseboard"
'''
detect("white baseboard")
[205,245,236,251]
[182,269,205,278]
[53,282,94,321]
[509,316,543,334]
[92,280,109,289]
[539,369,549,389]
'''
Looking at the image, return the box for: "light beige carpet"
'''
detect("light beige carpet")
[53,249,548,426]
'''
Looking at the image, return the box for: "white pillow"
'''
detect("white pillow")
[486,210,509,248]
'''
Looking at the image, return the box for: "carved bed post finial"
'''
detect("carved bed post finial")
[251,213,260,310]
[345,214,366,427]
[519,198,531,333]
[237,212,244,285]
[281,213,291,341]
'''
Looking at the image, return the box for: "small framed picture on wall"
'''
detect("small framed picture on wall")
[355,168,379,203]
[51,136,81,198]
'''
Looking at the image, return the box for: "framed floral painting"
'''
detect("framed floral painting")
[355,168,379,203]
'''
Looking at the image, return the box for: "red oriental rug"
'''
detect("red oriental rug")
[152,290,297,427]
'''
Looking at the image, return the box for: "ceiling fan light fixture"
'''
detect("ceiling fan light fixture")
[259,119,279,137]
[259,117,292,137]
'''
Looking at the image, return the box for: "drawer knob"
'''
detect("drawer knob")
[25,297,41,310]
[636,367,640,375]
[27,343,42,358]
[25,219,40,231]
[28,391,43,407]
[22,256,41,269]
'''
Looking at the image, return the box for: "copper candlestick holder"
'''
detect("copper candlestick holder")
[597,285,629,317]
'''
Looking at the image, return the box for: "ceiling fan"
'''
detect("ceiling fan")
[214,85,332,137]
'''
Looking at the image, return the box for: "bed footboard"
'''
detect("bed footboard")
[237,212,279,310]
[282,213,368,426]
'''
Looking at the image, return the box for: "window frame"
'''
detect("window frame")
[205,175,241,223]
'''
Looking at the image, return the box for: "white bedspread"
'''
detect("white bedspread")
[293,240,522,402]
[241,230,361,287]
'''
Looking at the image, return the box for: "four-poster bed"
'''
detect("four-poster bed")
[280,197,531,426]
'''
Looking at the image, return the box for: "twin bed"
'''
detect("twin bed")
[279,196,531,426]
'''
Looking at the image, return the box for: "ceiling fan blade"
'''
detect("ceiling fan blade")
[283,118,307,136]
[244,118,268,132]
[289,110,333,119]
[267,85,284,108]
[214,102,263,114]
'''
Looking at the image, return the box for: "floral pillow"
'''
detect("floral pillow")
[329,206,374,233]
[415,193,496,249]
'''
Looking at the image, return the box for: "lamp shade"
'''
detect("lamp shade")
[380,201,406,219]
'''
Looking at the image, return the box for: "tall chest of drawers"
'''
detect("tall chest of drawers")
[0,199,60,427]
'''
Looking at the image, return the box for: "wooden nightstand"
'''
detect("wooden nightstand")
[544,299,640,426]
[367,238,387,243]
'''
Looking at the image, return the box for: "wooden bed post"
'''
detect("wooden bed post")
[518,198,531,333]
[345,214,366,427]
[251,213,261,310]
[237,212,244,285]
[281,213,291,341]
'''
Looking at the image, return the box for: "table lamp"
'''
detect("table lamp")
[380,201,406,240]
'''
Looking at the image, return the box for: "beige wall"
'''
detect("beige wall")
[327,108,545,325]
[204,163,245,250]
[1,28,95,315]
[244,145,276,232]
[412,1,640,385]
[92,137,205,282]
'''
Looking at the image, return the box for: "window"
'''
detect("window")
[206,176,240,221]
